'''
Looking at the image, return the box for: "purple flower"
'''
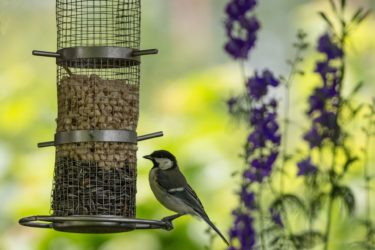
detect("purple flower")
[247,70,279,100]
[261,113,281,144]
[303,126,323,148]
[262,70,280,87]
[229,211,256,249]
[314,111,337,130]
[225,37,254,59]
[317,33,343,59]
[225,0,257,20]
[244,152,278,182]
[308,90,326,115]
[297,157,318,176]
[224,0,259,59]
[241,188,256,209]
[250,106,266,125]
[315,60,337,82]
[239,16,260,33]
[247,131,266,148]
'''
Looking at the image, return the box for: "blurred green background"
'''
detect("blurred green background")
[0,0,374,249]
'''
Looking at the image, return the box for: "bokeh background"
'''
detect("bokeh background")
[0,0,374,249]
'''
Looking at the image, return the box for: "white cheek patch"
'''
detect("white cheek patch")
[155,158,173,170]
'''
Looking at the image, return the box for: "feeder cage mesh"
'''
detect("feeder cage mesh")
[52,0,140,218]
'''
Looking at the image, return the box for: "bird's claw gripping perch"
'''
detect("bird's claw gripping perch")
[161,214,184,231]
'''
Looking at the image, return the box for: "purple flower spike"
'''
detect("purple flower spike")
[225,0,257,20]
[317,33,343,59]
[262,70,280,87]
[224,0,259,60]
[229,212,256,249]
[297,157,318,176]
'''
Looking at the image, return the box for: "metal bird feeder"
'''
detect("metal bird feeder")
[19,0,172,233]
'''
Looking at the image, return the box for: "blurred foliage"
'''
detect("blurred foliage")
[0,0,374,250]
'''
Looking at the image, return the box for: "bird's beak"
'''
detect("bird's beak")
[143,155,153,160]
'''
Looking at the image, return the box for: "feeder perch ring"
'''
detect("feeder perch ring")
[37,131,164,148]
[55,129,138,145]
[32,47,158,68]
[19,215,173,234]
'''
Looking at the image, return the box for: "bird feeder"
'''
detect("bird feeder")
[19,0,173,233]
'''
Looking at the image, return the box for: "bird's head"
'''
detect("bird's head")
[143,150,177,170]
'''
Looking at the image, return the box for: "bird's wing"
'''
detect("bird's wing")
[169,184,207,216]
[155,168,205,214]
[155,168,188,190]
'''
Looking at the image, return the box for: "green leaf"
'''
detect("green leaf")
[342,156,359,174]
[332,185,355,214]
[357,10,372,24]
[329,0,338,13]
[352,104,365,117]
[319,12,334,29]
[261,225,282,235]
[270,194,307,215]
[349,81,364,97]
[291,231,325,249]
[297,29,307,40]
[310,192,328,219]
[351,8,364,22]
[341,0,347,11]
[349,241,375,250]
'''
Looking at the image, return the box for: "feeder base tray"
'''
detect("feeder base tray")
[19,215,174,233]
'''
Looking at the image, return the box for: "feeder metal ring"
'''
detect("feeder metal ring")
[55,129,138,145]
[19,215,173,234]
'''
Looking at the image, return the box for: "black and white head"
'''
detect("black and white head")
[143,150,177,170]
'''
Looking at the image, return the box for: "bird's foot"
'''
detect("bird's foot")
[161,213,185,231]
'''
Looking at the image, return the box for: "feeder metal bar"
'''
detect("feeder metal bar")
[55,129,138,145]
[137,131,163,141]
[32,50,61,58]
[132,49,158,56]
[19,215,176,233]
[37,131,164,148]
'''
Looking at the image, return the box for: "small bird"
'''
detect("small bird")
[143,150,229,245]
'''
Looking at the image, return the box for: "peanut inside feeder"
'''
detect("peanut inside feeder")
[52,74,138,217]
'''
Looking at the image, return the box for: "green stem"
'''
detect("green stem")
[280,48,303,193]
[323,22,347,250]
[324,192,334,250]
[258,184,266,250]
[364,113,373,240]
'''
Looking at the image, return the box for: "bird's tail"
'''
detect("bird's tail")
[201,213,230,246]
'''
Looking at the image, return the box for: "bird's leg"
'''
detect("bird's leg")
[161,213,185,231]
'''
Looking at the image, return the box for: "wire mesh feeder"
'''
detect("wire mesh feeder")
[19,0,174,233]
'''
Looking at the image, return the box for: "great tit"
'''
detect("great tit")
[143,150,229,245]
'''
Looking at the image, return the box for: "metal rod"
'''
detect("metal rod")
[37,131,164,148]
[38,141,55,148]
[137,131,164,141]
[132,49,158,57]
[32,50,61,58]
